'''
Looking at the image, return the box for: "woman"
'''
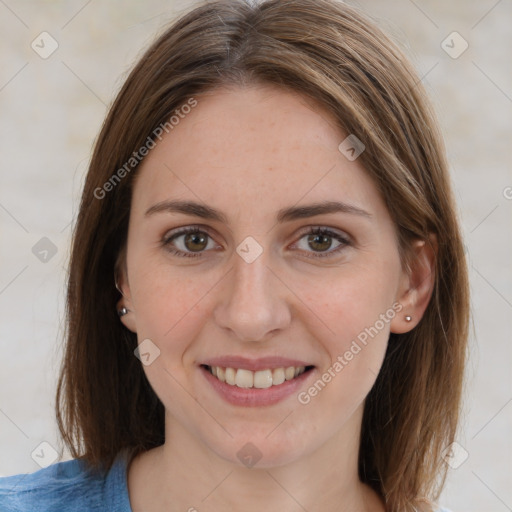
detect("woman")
[0,0,469,510]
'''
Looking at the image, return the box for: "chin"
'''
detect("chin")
[206,430,314,469]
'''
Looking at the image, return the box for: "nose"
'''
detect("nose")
[212,248,291,343]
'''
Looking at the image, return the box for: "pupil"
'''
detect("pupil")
[309,234,331,251]
[185,232,207,251]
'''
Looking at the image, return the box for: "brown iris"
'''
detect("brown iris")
[307,233,332,252]
[184,231,208,252]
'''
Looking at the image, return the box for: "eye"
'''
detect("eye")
[161,225,351,259]
[162,226,218,258]
[292,227,351,258]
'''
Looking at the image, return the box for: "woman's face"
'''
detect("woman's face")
[119,84,412,467]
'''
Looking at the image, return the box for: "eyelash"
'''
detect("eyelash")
[161,225,351,259]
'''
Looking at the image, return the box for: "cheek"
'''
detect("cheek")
[290,263,397,395]
[130,260,210,346]
[292,261,399,342]
[296,277,392,417]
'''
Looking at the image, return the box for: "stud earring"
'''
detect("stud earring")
[405,315,412,322]
[118,307,129,317]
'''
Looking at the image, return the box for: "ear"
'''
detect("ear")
[390,235,437,334]
[115,249,138,334]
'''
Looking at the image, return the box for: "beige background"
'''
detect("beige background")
[1,1,511,510]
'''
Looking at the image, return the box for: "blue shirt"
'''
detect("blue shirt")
[0,449,453,512]
[0,448,133,512]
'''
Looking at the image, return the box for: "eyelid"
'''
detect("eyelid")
[162,224,218,242]
[294,225,352,243]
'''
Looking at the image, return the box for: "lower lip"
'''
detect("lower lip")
[200,365,315,407]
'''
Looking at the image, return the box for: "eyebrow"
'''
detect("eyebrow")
[144,199,372,223]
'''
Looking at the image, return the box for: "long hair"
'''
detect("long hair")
[55,1,470,510]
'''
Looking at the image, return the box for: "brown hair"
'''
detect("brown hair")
[55,0,470,510]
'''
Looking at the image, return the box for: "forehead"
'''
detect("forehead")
[131,84,386,220]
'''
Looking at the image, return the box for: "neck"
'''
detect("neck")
[128,406,385,512]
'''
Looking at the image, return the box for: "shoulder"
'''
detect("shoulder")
[0,449,133,512]
[0,457,101,512]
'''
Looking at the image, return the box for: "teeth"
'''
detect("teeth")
[225,367,236,385]
[207,365,308,388]
[235,369,254,388]
[285,367,296,380]
[272,367,285,385]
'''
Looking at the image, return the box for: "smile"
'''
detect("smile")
[204,365,313,389]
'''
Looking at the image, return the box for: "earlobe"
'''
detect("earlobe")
[114,259,138,333]
[116,298,138,333]
[391,236,437,334]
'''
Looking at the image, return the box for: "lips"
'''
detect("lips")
[200,363,316,407]
[198,355,316,406]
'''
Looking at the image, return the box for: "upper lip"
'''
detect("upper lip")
[200,356,314,372]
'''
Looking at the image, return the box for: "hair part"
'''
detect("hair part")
[56,1,470,510]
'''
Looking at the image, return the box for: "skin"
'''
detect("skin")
[117,84,435,512]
